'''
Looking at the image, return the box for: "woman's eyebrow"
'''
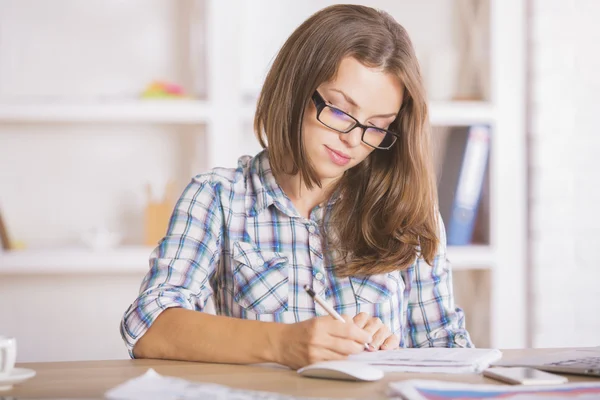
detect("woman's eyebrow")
[331,88,359,107]
[330,88,398,119]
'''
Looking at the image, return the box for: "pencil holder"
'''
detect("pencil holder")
[144,181,175,246]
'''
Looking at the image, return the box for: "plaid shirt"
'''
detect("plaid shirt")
[121,150,472,357]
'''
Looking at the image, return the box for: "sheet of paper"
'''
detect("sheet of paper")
[388,379,600,399]
[105,368,349,400]
[348,348,503,373]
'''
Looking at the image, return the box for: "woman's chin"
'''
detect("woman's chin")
[314,164,347,183]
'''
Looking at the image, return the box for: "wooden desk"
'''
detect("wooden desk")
[6,349,600,399]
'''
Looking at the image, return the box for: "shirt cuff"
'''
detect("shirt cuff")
[452,332,474,348]
[120,293,192,358]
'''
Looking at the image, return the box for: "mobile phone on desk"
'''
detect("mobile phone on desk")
[483,367,568,385]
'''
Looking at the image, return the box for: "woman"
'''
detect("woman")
[121,4,472,370]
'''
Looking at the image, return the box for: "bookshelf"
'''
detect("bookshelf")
[447,245,495,270]
[0,245,495,274]
[0,100,211,124]
[0,0,525,356]
[0,246,153,274]
[0,100,493,127]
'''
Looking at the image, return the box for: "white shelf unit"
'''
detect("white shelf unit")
[0,0,525,351]
[428,102,496,126]
[0,100,211,124]
[0,246,154,274]
[447,245,495,270]
[0,244,494,274]
[0,100,494,127]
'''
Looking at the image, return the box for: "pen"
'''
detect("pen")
[304,285,372,351]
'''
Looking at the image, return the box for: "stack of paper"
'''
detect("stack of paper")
[348,348,503,373]
[388,379,600,399]
[105,369,350,400]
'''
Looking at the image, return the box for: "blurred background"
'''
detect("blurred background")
[0,0,598,362]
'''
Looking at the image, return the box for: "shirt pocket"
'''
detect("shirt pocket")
[350,271,401,305]
[231,241,289,314]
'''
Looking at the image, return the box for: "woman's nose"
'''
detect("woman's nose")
[339,126,363,147]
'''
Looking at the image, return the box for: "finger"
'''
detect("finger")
[352,312,371,328]
[322,335,366,356]
[370,326,391,349]
[363,317,384,337]
[381,334,400,350]
[327,320,372,344]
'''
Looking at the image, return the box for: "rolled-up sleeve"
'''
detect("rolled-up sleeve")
[401,213,473,348]
[120,178,223,357]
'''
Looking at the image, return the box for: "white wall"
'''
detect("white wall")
[530,0,600,347]
[0,0,204,247]
[239,0,458,99]
[0,0,187,99]
[0,273,145,362]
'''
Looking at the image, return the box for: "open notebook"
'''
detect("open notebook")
[348,348,503,373]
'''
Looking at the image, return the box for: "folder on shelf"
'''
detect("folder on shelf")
[438,125,491,246]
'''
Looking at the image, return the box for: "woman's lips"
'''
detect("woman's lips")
[325,146,351,166]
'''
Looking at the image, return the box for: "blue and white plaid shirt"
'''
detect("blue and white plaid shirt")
[121,150,472,357]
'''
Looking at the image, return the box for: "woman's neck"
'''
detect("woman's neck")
[277,173,338,219]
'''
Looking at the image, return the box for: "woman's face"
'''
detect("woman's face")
[302,56,403,184]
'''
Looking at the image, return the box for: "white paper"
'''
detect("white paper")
[105,368,347,400]
[388,379,600,400]
[348,348,502,373]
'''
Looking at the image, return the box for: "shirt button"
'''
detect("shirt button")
[308,225,316,234]
[314,272,324,281]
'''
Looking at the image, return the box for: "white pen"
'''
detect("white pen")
[304,284,373,351]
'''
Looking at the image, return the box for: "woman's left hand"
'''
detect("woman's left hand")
[353,312,400,351]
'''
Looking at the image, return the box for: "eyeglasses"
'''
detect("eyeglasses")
[311,91,400,150]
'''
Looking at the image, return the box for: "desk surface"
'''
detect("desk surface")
[7,349,600,399]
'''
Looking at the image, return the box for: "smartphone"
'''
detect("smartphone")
[483,367,568,385]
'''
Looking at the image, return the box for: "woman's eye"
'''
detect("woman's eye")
[331,108,350,119]
[368,122,384,130]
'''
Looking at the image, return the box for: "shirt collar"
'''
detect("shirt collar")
[249,150,292,217]
[248,150,342,217]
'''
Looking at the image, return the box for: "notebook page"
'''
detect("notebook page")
[348,348,502,373]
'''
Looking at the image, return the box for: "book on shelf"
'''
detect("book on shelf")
[438,125,491,246]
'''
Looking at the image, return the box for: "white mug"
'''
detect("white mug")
[0,336,16,378]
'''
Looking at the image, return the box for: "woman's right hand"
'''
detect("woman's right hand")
[273,316,373,370]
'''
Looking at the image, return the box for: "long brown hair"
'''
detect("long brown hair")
[254,4,439,277]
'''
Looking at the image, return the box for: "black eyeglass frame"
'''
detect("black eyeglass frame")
[311,90,401,150]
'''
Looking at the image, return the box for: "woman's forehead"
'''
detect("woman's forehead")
[323,57,403,115]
